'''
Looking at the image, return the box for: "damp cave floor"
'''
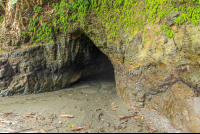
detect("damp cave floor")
[0,76,181,133]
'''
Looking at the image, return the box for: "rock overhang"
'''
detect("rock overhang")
[0,31,115,97]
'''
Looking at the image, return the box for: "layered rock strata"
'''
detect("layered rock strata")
[0,33,113,96]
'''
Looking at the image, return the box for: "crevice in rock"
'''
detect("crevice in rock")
[180,78,200,97]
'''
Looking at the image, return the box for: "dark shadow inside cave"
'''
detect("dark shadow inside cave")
[69,35,115,88]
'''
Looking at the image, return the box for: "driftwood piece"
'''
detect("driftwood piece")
[40,129,46,133]
[0,112,13,116]
[71,124,89,131]
[118,112,137,120]
[98,113,103,121]
[59,114,74,118]
[0,119,12,124]
[118,115,134,120]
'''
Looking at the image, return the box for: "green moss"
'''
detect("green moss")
[182,72,200,87]
[25,0,200,44]
[160,25,173,38]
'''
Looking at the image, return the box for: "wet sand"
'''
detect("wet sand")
[0,76,181,133]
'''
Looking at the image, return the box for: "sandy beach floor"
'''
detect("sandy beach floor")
[0,76,181,133]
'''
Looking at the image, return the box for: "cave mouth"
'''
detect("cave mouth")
[69,35,115,88]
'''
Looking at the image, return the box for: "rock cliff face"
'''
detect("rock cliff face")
[0,32,113,96]
[1,17,200,132]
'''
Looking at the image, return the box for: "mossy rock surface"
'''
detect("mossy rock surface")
[182,72,200,86]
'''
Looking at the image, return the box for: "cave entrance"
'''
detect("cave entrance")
[68,34,115,91]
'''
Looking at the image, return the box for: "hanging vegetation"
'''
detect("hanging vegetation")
[0,0,200,44]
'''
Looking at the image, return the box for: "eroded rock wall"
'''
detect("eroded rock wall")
[84,18,200,132]
[0,34,104,96]
[1,16,200,132]
[113,23,200,132]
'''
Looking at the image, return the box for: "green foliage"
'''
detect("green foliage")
[109,39,113,43]
[33,6,42,13]
[160,25,173,38]
[0,15,4,27]
[24,0,200,44]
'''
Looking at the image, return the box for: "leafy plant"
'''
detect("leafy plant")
[34,6,42,13]
[23,0,200,44]
[160,25,173,38]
